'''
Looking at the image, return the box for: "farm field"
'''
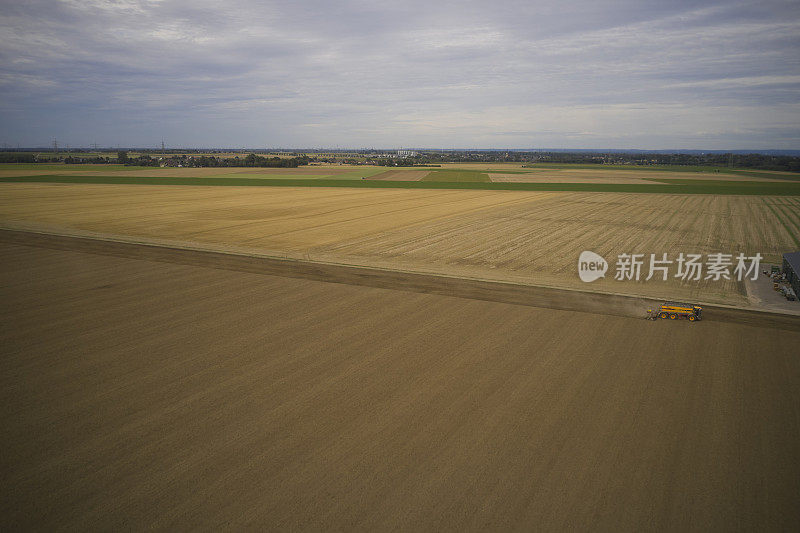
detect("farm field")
[366,169,431,180]
[2,241,799,531]
[0,166,362,179]
[1,183,799,306]
[489,168,787,183]
[4,164,800,196]
[4,163,798,184]
[4,176,800,196]
[491,173,658,185]
[422,169,492,182]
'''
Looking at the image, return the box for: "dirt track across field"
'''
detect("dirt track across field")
[2,239,799,530]
[2,229,798,329]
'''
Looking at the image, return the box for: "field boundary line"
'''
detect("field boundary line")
[3,174,800,195]
[2,228,799,330]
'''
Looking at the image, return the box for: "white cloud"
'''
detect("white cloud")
[0,0,798,148]
[663,75,800,89]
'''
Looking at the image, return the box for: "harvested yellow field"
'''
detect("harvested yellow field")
[1,183,798,305]
[0,183,549,253]
[321,193,800,304]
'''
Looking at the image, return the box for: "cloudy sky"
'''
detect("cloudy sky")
[1,0,799,149]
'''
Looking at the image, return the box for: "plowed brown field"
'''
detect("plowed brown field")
[2,242,799,531]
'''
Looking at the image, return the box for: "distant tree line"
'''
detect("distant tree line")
[0,153,37,163]
[0,151,310,168]
[362,151,800,172]
[0,152,115,164]
[522,151,800,171]
[373,158,439,167]
[3,149,798,172]
[110,152,310,168]
[64,155,115,164]
[166,153,310,168]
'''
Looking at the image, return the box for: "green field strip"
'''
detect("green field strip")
[0,163,147,172]
[371,166,442,170]
[326,168,391,180]
[521,163,800,177]
[483,169,542,174]
[645,178,800,193]
[4,174,800,195]
[723,170,800,181]
[203,173,324,179]
[421,170,491,182]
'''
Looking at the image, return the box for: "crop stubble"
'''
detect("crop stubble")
[0,183,798,305]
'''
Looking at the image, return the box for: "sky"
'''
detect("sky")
[1,0,799,150]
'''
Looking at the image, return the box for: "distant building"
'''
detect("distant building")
[397,150,416,157]
[783,251,800,297]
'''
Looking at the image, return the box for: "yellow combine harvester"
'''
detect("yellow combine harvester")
[647,302,703,322]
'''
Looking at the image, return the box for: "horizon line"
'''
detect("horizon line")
[4,147,800,154]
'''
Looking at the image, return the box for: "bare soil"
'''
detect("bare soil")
[1,241,799,530]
